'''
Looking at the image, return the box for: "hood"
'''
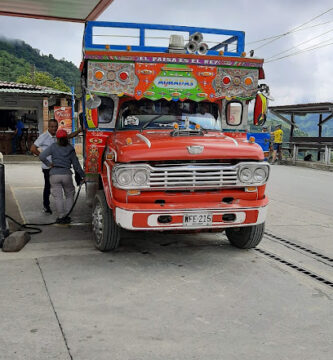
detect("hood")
[111,130,263,162]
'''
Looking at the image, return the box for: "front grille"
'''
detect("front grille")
[148,163,238,189]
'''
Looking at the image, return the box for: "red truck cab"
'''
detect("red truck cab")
[80,22,270,251]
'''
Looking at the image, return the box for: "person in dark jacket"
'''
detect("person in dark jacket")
[31,119,82,214]
[39,129,85,224]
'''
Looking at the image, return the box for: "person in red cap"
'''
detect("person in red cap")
[39,128,85,224]
[30,119,81,214]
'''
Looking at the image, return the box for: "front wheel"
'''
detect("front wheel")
[92,190,120,251]
[226,223,265,249]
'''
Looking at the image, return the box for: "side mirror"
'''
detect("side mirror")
[85,95,98,128]
[86,95,101,109]
[253,93,267,126]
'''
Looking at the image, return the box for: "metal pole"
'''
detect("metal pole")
[71,86,75,146]
[293,144,297,164]
[0,162,9,247]
[318,114,322,161]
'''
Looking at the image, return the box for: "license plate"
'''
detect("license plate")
[183,213,213,226]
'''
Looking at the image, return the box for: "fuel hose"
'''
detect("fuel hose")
[5,182,84,235]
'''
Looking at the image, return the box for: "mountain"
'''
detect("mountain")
[0,49,31,82]
[292,112,333,137]
[0,37,80,89]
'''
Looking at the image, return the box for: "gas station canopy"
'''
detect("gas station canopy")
[0,0,114,23]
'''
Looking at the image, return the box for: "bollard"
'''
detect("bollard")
[0,162,9,247]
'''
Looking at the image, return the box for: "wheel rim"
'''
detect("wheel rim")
[92,202,104,245]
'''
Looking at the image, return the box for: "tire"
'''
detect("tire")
[226,223,265,249]
[92,190,120,251]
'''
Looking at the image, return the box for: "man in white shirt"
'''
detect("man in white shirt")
[30,119,81,214]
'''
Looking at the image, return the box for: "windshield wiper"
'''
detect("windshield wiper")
[141,114,164,131]
[141,115,212,132]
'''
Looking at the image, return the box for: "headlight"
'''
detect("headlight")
[113,166,150,189]
[117,169,132,186]
[237,163,270,185]
[253,167,267,182]
[239,168,252,182]
[133,170,148,185]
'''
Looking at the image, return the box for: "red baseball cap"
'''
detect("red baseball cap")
[56,129,68,138]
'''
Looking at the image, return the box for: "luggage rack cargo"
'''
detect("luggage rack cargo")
[84,21,245,57]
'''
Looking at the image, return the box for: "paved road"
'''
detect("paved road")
[1,163,332,360]
[267,165,333,215]
[266,165,333,254]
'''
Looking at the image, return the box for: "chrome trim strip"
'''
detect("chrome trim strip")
[104,161,113,198]
[136,133,151,148]
[111,148,117,162]
[224,136,239,147]
[112,162,270,190]
[115,206,267,230]
[117,205,266,213]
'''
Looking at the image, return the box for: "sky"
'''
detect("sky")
[0,0,332,106]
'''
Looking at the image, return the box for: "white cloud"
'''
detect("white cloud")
[0,0,332,105]
[0,16,84,65]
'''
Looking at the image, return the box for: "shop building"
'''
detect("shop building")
[0,81,72,155]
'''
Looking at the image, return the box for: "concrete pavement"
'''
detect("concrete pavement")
[0,162,332,360]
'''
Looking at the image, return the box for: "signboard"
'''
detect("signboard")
[88,61,258,102]
[54,106,72,133]
[135,63,215,102]
[153,76,197,89]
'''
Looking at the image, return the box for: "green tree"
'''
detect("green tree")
[0,50,31,81]
[17,71,71,92]
[0,37,80,89]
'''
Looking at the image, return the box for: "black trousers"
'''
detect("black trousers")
[42,168,51,208]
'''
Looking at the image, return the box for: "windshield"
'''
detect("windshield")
[116,99,221,131]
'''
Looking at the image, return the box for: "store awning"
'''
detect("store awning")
[0,81,72,96]
[0,0,114,23]
[269,102,333,115]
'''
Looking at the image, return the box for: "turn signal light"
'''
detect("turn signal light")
[94,70,104,81]
[200,71,213,77]
[127,190,140,196]
[195,124,201,130]
[126,137,132,145]
[245,186,257,192]
[141,69,153,75]
[244,77,253,86]
[249,136,255,143]
[222,76,231,85]
[119,71,129,81]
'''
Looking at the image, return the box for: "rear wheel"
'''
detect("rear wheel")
[92,191,120,252]
[226,223,265,249]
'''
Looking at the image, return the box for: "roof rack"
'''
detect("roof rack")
[84,21,245,57]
